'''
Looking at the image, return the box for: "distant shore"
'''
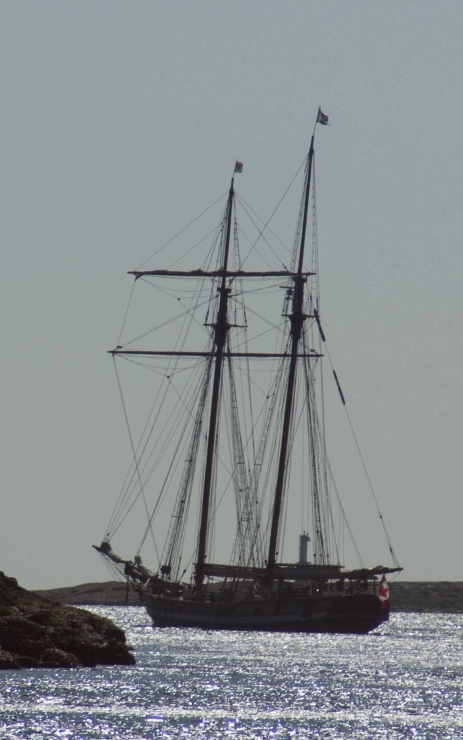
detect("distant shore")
[34,581,463,614]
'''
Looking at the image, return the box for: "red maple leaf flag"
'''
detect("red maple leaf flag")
[379,575,389,610]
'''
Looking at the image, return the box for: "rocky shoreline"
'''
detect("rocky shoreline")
[34,580,463,613]
[0,572,135,669]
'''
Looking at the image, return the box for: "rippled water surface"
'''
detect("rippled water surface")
[1,608,462,739]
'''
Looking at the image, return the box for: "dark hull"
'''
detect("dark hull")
[144,592,389,634]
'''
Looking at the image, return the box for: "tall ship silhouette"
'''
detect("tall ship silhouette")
[95,109,401,633]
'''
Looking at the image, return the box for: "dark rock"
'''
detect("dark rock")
[0,647,21,669]
[16,655,40,668]
[40,648,81,668]
[0,570,135,670]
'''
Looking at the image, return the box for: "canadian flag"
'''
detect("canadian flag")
[379,575,389,610]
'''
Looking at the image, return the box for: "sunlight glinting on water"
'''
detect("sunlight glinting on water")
[1,608,462,739]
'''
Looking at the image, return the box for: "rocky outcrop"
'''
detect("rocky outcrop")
[0,571,135,669]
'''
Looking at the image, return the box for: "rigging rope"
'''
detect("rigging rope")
[235,198,287,270]
[235,157,307,274]
[343,404,401,569]
[166,224,225,271]
[235,194,293,258]
[119,295,211,348]
[135,192,228,270]
[322,341,401,569]
[116,279,136,348]
[111,356,160,564]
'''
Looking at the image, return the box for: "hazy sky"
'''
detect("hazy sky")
[1,1,462,589]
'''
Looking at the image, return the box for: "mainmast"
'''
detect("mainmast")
[266,134,315,580]
[195,176,235,588]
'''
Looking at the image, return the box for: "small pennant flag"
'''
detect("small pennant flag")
[379,575,389,610]
[317,107,329,125]
[234,160,243,173]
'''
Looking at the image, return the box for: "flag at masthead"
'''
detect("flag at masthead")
[317,107,329,125]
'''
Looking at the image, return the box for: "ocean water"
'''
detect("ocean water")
[0,608,462,739]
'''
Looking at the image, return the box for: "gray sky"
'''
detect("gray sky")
[1,1,462,589]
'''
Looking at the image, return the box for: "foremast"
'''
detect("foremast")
[266,134,315,582]
[195,176,235,589]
